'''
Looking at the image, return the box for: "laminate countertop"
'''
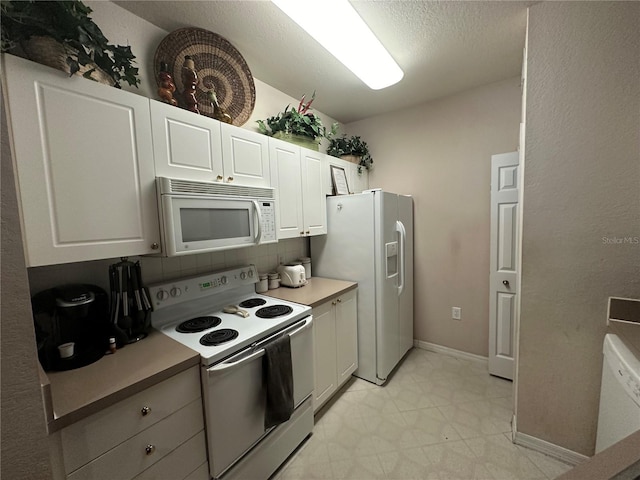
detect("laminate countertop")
[45,329,199,432]
[263,277,357,308]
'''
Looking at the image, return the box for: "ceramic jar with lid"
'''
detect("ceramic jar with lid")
[256,273,268,293]
[299,257,311,279]
[268,272,280,290]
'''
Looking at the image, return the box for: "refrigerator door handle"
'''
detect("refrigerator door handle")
[396,220,407,296]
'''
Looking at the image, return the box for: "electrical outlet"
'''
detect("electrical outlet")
[452,307,461,320]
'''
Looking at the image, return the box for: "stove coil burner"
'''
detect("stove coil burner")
[238,298,267,308]
[176,316,221,333]
[255,305,293,318]
[199,329,239,346]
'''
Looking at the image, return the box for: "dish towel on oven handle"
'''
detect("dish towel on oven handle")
[263,334,294,429]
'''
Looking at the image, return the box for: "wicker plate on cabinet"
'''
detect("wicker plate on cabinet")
[154,27,256,126]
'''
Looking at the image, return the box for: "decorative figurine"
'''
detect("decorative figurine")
[181,55,199,114]
[157,61,177,106]
[205,82,232,124]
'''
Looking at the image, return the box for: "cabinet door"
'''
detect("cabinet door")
[269,138,303,239]
[3,54,160,267]
[221,123,270,187]
[150,99,223,182]
[335,289,358,386]
[312,300,337,412]
[301,150,327,236]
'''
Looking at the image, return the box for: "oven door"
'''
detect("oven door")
[162,195,262,256]
[202,316,313,479]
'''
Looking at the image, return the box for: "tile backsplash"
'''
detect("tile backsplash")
[27,238,309,295]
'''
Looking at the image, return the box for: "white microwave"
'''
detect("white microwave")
[156,177,277,257]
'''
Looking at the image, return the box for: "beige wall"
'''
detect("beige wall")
[517,2,640,456]
[346,77,521,357]
[1,98,52,479]
[87,0,339,140]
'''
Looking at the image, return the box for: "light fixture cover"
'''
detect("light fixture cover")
[272,0,404,90]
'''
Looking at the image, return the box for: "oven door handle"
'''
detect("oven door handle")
[206,316,313,379]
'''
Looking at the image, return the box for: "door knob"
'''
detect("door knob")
[216,175,223,181]
[502,280,510,287]
[227,176,234,182]
[141,406,151,416]
[145,444,156,455]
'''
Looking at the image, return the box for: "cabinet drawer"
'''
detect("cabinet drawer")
[62,367,201,473]
[133,430,207,480]
[68,399,204,480]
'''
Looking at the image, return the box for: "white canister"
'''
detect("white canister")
[299,257,311,279]
[268,272,280,290]
[256,274,268,293]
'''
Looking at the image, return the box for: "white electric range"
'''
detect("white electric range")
[149,265,314,480]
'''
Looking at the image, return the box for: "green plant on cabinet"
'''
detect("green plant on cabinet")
[256,91,337,151]
[1,0,140,88]
[327,134,373,173]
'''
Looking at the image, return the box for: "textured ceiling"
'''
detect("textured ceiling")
[115,1,530,123]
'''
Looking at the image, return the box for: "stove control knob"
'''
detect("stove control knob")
[221,276,228,285]
[240,271,247,280]
[170,287,182,298]
[156,289,170,301]
[248,269,254,278]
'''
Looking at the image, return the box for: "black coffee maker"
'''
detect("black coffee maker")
[32,284,111,371]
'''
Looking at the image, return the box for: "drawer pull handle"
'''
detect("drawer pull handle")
[141,406,151,416]
[145,444,156,455]
[337,298,342,303]
[332,301,336,306]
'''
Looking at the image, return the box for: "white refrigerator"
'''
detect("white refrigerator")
[311,189,413,385]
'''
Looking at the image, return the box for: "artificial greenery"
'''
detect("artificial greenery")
[257,92,337,142]
[327,134,374,171]
[1,0,140,88]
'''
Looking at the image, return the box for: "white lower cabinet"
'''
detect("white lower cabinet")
[2,54,161,266]
[57,366,207,480]
[325,156,369,195]
[312,289,358,412]
[269,138,327,239]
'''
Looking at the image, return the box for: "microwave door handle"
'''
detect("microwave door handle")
[252,200,263,244]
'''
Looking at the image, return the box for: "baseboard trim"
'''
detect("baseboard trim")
[413,339,488,364]
[513,430,589,466]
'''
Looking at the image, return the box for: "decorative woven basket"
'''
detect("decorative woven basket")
[273,131,320,151]
[21,36,115,86]
[340,155,362,164]
[154,28,256,126]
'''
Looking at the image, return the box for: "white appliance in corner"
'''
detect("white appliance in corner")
[311,189,413,385]
[595,333,640,453]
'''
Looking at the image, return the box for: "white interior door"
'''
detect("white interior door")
[489,152,519,380]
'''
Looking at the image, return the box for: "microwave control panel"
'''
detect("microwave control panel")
[258,201,276,243]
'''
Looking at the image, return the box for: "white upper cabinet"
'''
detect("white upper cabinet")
[221,123,270,187]
[300,149,327,236]
[325,156,369,195]
[151,101,270,187]
[269,138,327,239]
[2,55,161,267]
[269,139,304,239]
[151,100,224,182]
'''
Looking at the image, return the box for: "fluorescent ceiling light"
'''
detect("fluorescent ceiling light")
[272,0,404,90]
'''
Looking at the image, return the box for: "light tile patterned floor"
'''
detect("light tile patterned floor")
[273,347,574,480]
